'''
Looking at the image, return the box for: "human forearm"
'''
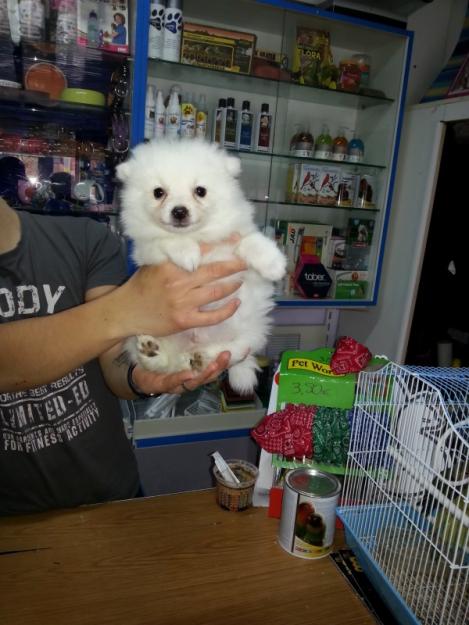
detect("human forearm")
[0,292,129,392]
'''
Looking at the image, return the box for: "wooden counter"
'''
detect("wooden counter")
[0,490,376,625]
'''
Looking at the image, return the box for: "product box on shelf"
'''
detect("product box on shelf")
[77,0,129,54]
[343,218,375,271]
[329,270,369,299]
[180,22,256,75]
[275,220,333,295]
[326,235,346,269]
[291,27,333,87]
[296,164,322,204]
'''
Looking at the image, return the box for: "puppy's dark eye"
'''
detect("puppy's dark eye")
[153,187,165,199]
[195,186,207,198]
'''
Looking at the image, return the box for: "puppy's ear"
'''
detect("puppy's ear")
[223,153,241,178]
[115,160,132,182]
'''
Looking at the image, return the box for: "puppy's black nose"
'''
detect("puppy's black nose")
[171,206,189,221]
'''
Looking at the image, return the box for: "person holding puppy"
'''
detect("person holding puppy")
[0,198,245,515]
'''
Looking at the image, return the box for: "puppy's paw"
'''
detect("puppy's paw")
[237,233,286,281]
[162,239,201,272]
[254,248,287,281]
[135,335,169,372]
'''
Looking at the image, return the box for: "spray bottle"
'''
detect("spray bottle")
[144,85,156,140]
[180,92,196,138]
[165,89,181,138]
[154,89,166,138]
[195,94,208,139]
[213,98,226,145]
[237,100,253,151]
[255,103,272,152]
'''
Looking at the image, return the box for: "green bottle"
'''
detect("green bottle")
[314,123,332,160]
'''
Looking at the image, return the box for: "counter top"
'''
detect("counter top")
[0,490,376,625]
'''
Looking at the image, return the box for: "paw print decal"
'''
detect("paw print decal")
[150,7,165,31]
[165,11,183,34]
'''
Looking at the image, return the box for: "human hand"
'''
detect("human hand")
[111,256,247,340]
[132,351,231,395]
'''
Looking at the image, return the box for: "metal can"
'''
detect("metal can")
[278,468,341,559]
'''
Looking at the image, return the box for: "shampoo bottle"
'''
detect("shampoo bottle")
[149,1,166,59]
[195,94,208,139]
[224,97,238,148]
[332,127,348,161]
[154,89,166,138]
[348,133,365,162]
[165,89,181,138]
[180,92,196,138]
[162,0,183,62]
[314,123,333,159]
[256,103,272,152]
[213,98,226,144]
[144,85,156,141]
[237,100,254,151]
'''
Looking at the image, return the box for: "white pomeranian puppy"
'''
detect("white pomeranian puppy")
[116,139,286,394]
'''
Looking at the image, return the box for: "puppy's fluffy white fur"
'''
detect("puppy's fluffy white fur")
[117,139,286,394]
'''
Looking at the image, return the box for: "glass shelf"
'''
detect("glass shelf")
[144,58,394,109]
[275,296,372,307]
[229,148,386,170]
[251,199,379,213]
[14,206,118,218]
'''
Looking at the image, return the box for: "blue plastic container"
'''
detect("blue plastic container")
[337,504,421,625]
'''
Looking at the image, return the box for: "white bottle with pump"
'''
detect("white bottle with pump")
[144,85,156,140]
[162,0,183,62]
[149,1,166,59]
[154,89,166,138]
[165,89,181,139]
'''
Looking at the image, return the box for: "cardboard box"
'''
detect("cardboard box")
[296,164,322,204]
[275,220,333,294]
[181,22,256,75]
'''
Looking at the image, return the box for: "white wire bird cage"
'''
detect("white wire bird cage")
[337,363,469,625]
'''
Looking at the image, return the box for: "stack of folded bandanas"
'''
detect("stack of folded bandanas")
[251,403,351,466]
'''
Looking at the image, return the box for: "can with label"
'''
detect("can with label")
[278,468,341,559]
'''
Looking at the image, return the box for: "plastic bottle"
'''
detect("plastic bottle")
[332,127,348,162]
[165,89,181,138]
[154,89,166,138]
[347,133,365,163]
[224,97,238,148]
[290,125,314,157]
[314,124,333,159]
[144,85,156,141]
[180,92,196,138]
[55,0,77,45]
[87,9,99,47]
[162,0,183,62]
[237,100,254,151]
[164,84,182,107]
[352,53,371,87]
[256,103,272,152]
[195,94,208,139]
[149,1,166,59]
[18,0,45,41]
[213,98,227,144]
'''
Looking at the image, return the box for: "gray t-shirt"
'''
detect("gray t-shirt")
[0,210,140,515]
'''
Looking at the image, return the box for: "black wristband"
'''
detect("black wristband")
[127,363,160,399]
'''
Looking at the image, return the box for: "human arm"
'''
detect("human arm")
[0,259,245,393]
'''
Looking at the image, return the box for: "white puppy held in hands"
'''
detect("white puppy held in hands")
[117,139,286,394]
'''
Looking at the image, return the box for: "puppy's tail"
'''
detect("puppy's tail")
[228,355,260,396]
